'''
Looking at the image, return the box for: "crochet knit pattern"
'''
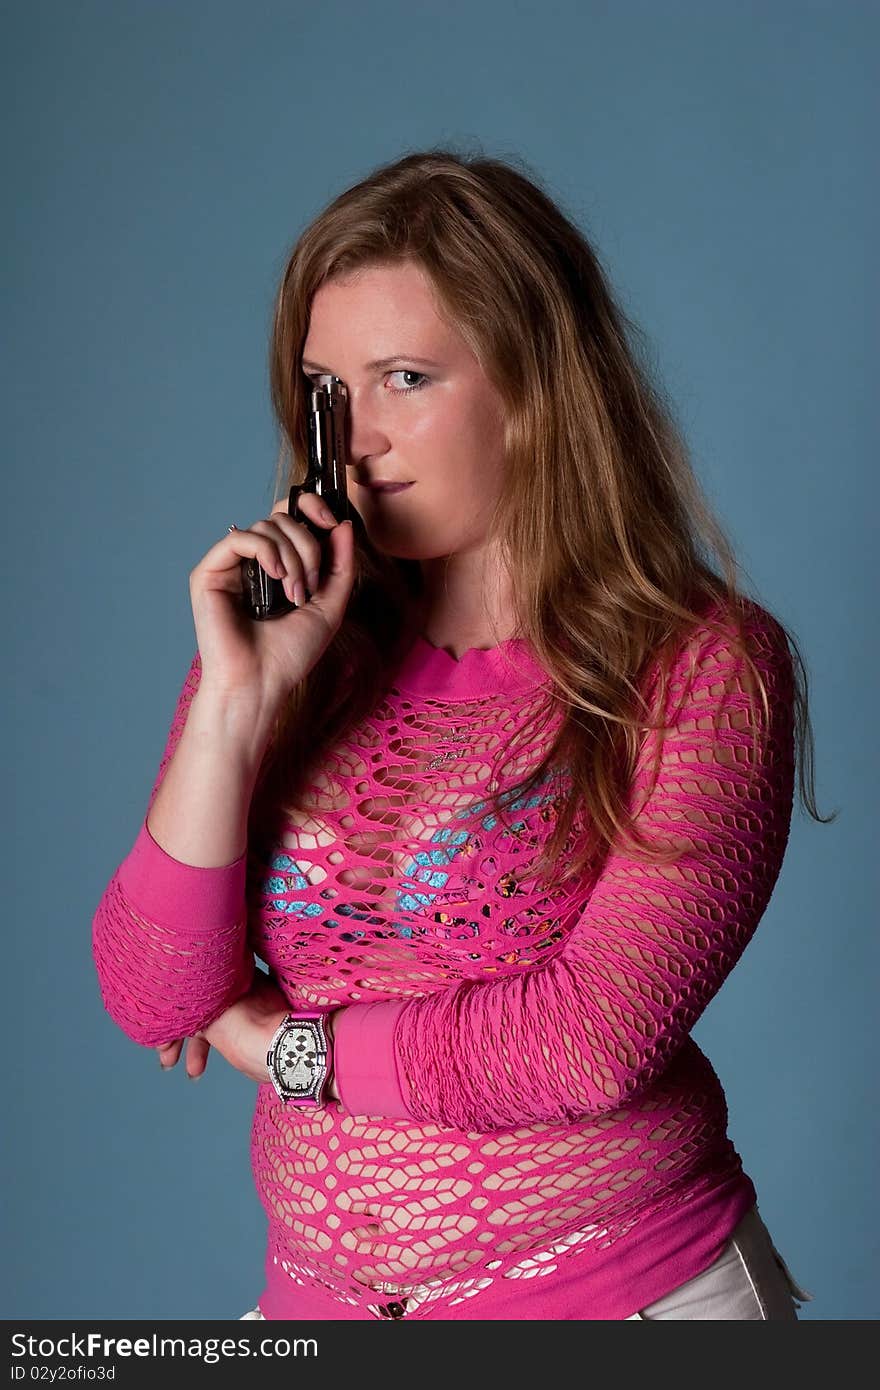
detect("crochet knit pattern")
[92,596,795,1320]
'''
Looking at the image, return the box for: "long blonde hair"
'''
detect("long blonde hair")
[249,146,833,886]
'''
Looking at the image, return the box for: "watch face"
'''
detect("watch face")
[280,1025,318,1093]
[269,1016,329,1104]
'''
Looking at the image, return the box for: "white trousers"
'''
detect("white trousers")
[239,1203,813,1322]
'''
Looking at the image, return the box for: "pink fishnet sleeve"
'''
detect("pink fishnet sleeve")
[334,609,796,1129]
[91,652,254,1047]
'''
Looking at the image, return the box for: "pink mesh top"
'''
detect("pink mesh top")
[91,596,796,1320]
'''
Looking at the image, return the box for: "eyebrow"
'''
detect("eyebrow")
[301,354,442,374]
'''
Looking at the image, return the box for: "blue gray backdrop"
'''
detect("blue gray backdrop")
[3,0,875,1321]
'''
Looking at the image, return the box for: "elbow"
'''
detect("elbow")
[92,947,255,1049]
[588,1027,686,1113]
[565,1017,671,1118]
[95,988,199,1049]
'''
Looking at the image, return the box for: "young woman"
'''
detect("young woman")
[92,149,824,1320]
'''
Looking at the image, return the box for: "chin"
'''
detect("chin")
[369,539,434,563]
[354,516,446,563]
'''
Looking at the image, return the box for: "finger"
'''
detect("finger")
[157,1040,183,1070]
[272,489,340,531]
[185,1035,211,1080]
[250,515,323,601]
[347,1223,386,1243]
[193,528,290,592]
[281,490,346,598]
[306,518,355,612]
[290,489,342,531]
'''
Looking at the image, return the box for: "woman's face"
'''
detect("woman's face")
[301,260,507,564]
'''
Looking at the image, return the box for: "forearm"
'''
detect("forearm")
[93,681,278,1045]
[146,686,279,867]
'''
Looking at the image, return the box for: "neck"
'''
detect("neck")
[412,546,520,660]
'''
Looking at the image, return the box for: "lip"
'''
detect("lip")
[361,482,414,493]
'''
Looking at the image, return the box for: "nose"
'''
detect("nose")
[344,386,390,472]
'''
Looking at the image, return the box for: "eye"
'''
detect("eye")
[386,369,429,394]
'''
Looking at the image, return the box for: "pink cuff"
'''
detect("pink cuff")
[332,999,415,1119]
[116,817,247,931]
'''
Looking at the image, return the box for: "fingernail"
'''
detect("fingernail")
[186,1073,202,1083]
[319,505,336,525]
[159,1061,173,1071]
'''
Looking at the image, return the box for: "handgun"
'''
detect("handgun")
[240,373,350,620]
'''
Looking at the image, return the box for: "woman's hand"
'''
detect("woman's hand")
[156,977,344,1102]
[190,494,356,708]
[156,969,288,1083]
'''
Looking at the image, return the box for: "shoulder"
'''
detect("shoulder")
[636,594,795,754]
[670,592,793,689]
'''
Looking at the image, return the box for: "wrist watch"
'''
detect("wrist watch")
[266,1010,334,1106]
